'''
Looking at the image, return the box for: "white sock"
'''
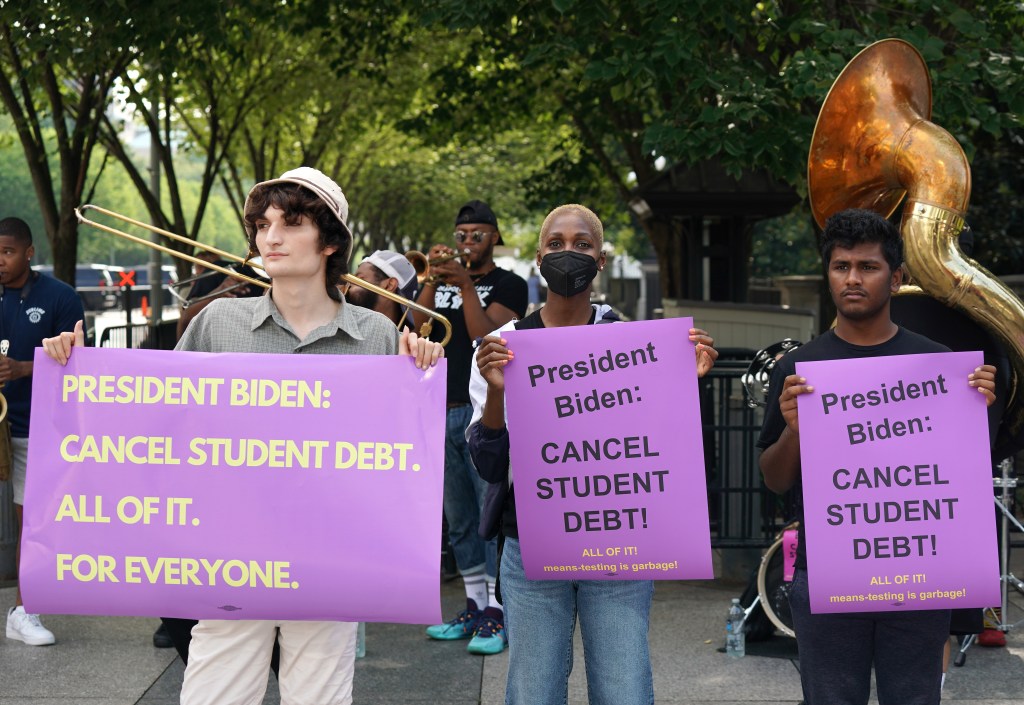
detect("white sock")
[940,673,946,692]
[462,569,487,609]
[487,577,503,610]
[489,577,501,610]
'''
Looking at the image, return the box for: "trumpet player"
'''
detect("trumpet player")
[415,200,527,656]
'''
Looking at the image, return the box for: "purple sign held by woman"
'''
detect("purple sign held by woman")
[502,317,713,581]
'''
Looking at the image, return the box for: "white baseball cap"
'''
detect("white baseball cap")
[363,250,417,299]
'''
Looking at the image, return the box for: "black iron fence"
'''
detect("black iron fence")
[701,350,797,548]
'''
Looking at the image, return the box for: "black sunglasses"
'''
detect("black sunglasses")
[453,230,493,244]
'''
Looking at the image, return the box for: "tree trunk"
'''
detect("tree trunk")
[641,219,680,300]
[52,210,80,286]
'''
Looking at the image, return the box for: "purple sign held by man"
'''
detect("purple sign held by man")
[502,317,713,581]
[21,347,445,624]
[796,351,1000,613]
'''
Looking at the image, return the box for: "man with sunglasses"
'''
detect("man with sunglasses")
[415,200,527,655]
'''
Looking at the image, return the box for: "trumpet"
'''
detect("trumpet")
[74,205,453,346]
[406,248,470,285]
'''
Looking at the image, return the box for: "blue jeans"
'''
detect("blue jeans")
[443,404,496,578]
[501,538,654,705]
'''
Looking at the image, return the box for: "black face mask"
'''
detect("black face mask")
[540,251,599,298]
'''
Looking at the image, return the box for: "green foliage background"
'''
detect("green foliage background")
[1,0,1021,284]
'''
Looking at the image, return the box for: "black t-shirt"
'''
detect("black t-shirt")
[429,267,527,403]
[756,327,950,569]
[892,293,1009,453]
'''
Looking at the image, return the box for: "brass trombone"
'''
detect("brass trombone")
[75,205,453,346]
[169,264,266,309]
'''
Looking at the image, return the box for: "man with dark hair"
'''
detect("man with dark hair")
[817,206,905,274]
[757,208,997,705]
[415,200,527,655]
[42,167,443,705]
[345,250,418,327]
[0,216,84,647]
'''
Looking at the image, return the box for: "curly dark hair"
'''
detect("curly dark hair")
[820,208,903,273]
[243,183,350,301]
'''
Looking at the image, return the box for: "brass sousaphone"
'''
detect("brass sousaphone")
[808,38,1024,454]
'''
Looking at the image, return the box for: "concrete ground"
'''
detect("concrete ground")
[1,548,1022,705]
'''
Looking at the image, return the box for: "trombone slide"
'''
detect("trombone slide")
[74,204,453,346]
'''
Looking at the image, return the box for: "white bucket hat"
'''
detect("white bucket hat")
[245,166,353,261]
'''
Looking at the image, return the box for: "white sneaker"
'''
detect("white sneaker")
[6,606,56,646]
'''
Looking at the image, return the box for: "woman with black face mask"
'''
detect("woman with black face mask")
[466,204,717,705]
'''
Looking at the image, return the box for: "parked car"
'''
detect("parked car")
[31,264,120,311]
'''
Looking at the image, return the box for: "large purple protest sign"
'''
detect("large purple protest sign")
[503,317,713,581]
[21,348,445,624]
[796,352,1000,613]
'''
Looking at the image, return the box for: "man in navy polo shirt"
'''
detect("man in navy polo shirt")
[0,216,84,646]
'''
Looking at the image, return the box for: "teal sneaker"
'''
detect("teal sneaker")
[466,609,507,655]
[426,600,482,640]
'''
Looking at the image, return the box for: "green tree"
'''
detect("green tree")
[0,1,141,281]
[218,9,559,263]
[93,1,288,279]
[0,116,51,260]
[0,0,229,282]
[414,0,1024,294]
[968,129,1024,275]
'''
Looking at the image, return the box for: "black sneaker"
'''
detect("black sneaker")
[152,623,174,648]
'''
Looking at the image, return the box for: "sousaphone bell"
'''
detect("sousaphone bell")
[808,38,1024,453]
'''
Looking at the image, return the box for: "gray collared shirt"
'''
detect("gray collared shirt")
[176,292,399,356]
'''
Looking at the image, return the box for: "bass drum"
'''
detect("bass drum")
[756,522,798,638]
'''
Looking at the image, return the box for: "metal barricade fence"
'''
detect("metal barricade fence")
[98,321,177,350]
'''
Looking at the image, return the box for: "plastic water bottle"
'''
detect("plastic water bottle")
[356,622,366,658]
[726,598,745,658]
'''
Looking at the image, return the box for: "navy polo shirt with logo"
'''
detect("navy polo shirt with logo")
[0,272,84,437]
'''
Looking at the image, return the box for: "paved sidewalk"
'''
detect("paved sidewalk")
[2,550,1022,704]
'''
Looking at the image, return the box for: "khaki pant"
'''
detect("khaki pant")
[180,619,357,705]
